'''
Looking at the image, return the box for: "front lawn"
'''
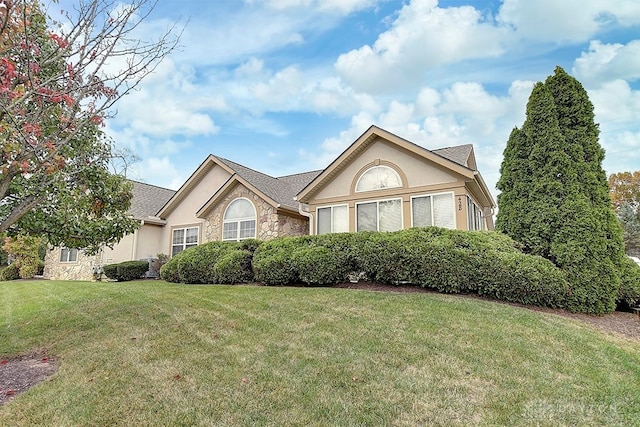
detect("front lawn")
[1,280,639,426]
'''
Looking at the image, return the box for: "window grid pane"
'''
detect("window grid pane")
[172,229,184,245]
[239,220,256,239]
[433,194,454,229]
[357,202,377,232]
[223,222,238,241]
[185,227,198,244]
[412,196,432,228]
[332,205,349,233]
[378,199,402,232]
[317,207,331,235]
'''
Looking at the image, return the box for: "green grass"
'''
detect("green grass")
[1,280,639,426]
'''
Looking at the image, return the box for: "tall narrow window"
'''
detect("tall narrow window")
[356,165,402,192]
[60,247,78,263]
[317,205,349,234]
[467,197,484,231]
[412,193,455,229]
[223,198,256,241]
[172,226,199,256]
[356,198,402,232]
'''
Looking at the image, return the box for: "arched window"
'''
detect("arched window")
[222,198,256,241]
[355,165,402,192]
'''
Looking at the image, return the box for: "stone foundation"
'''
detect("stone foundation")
[44,248,102,281]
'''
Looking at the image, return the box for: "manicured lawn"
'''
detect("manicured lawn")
[1,280,639,426]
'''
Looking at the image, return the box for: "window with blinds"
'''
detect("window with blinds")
[317,204,349,234]
[411,193,455,229]
[356,198,402,232]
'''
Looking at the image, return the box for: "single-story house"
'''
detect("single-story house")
[44,125,496,280]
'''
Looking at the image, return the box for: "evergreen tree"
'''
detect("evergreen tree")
[496,67,624,314]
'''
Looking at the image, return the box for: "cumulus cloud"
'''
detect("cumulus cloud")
[250,0,380,14]
[301,79,537,199]
[573,40,640,86]
[497,0,640,43]
[335,0,507,93]
[589,79,640,124]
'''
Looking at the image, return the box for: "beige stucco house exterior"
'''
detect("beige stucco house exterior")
[44,125,495,281]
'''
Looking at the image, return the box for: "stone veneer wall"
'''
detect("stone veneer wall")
[44,248,101,281]
[204,183,308,242]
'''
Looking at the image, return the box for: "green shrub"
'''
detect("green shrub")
[103,263,118,280]
[36,260,45,276]
[0,263,20,281]
[215,250,254,284]
[617,257,640,307]
[103,260,149,281]
[291,245,351,286]
[160,240,259,284]
[480,252,569,308]
[253,237,299,285]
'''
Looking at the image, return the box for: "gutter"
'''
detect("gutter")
[296,200,313,235]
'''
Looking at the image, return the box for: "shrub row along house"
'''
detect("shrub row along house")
[44,125,496,280]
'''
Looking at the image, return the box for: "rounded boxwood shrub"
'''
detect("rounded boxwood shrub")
[160,240,259,284]
[104,260,149,281]
[0,263,20,281]
[103,263,119,280]
[215,250,254,284]
[253,237,300,285]
[291,245,352,286]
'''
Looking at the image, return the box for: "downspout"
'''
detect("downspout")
[297,201,314,235]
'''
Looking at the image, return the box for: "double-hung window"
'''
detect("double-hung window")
[60,247,78,263]
[411,193,455,229]
[222,198,256,241]
[467,197,484,231]
[356,198,402,232]
[317,204,349,234]
[172,226,199,256]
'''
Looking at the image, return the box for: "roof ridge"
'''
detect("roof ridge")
[128,179,175,192]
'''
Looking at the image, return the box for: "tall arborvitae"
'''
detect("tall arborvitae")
[496,67,624,314]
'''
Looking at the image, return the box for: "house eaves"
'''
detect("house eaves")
[296,125,475,203]
[156,155,236,218]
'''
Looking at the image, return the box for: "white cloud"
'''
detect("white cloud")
[250,0,379,14]
[497,0,640,43]
[573,40,640,86]
[590,79,640,124]
[335,0,507,93]
[304,79,537,199]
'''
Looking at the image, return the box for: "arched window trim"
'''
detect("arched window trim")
[222,197,257,241]
[355,165,403,193]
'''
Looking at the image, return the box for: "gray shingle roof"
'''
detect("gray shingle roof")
[213,156,321,210]
[432,144,473,168]
[129,181,176,219]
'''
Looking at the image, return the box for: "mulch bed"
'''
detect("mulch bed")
[1,283,638,407]
[0,350,57,406]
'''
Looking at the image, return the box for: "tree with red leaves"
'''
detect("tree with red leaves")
[0,0,179,252]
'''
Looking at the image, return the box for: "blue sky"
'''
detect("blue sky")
[63,0,640,199]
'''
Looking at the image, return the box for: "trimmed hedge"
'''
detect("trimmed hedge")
[160,228,575,310]
[160,240,260,284]
[253,228,570,309]
[103,260,149,281]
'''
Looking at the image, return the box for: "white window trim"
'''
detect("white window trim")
[171,226,200,257]
[60,247,78,263]
[355,197,403,232]
[410,191,457,229]
[355,165,402,193]
[316,204,349,234]
[222,198,257,241]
